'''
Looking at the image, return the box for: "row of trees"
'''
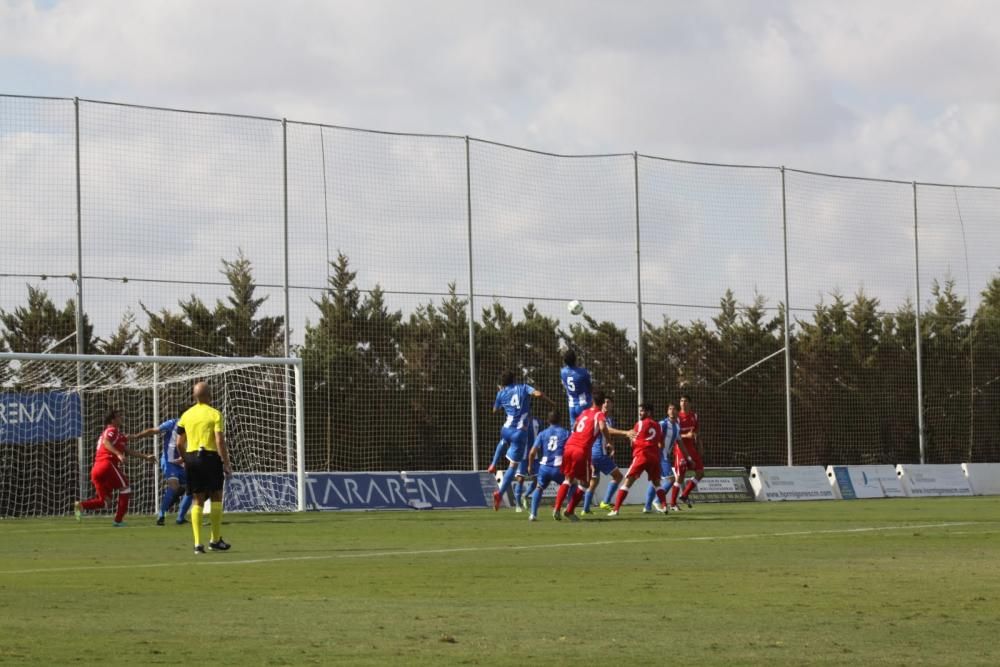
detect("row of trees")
[3,251,999,470]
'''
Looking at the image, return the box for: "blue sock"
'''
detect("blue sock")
[498,466,517,495]
[160,486,177,519]
[177,494,193,522]
[513,480,524,505]
[602,480,619,505]
[583,490,594,512]
[644,483,656,510]
[491,440,507,468]
[523,479,537,500]
[530,486,543,516]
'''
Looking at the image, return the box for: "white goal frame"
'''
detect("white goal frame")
[0,351,306,513]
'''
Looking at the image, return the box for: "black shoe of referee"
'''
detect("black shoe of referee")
[208,538,231,551]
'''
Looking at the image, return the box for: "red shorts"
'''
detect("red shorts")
[561,447,591,484]
[627,449,662,483]
[673,443,704,477]
[91,462,129,499]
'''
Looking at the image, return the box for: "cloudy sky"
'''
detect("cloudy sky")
[2,0,999,340]
[4,0,1000,182]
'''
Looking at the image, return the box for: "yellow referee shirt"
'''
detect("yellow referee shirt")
[178,403,225,453]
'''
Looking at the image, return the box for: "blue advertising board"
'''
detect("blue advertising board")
[224,471,494,512]
[0,392,82,444]
[831,466,857,500]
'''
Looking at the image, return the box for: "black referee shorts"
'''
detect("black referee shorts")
[183,451,225,495]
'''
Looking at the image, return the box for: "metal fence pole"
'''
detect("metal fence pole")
[633,152,645,404]
[465,137,479,470]
[781,167,793,466]
[152,338,161,515]
[74,97,86,498]
[282,119,294,474]
[913,182,926,463]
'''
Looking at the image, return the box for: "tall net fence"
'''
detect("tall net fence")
[3,93,1000,493]
[785,171,918,466]
[915,184,1000,463]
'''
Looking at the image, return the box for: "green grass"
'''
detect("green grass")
[2,499,999,666]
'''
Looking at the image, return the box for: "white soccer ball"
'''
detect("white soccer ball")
[567,299,584,316]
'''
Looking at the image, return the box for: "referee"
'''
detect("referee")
[176,381,232,555]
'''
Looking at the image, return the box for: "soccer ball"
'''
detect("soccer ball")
[567,300,584,316]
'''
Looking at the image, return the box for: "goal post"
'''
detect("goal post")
[0,351,306,517]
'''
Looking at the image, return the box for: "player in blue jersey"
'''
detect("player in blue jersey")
[491,371,554,511]
[645,402,682,512]
[526,410,571,521]
[133,417,194,525]
[513,415,542,511]
[581,396,624,513]
[560,349,593,425]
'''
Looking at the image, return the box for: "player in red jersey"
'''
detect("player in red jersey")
[672,394,704,508]
[74,408,155,526]
[608,403,668,515]
[554,390,632,521]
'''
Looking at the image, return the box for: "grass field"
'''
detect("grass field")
[1,498,999,666]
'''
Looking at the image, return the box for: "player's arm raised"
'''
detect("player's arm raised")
[530,388,555,407]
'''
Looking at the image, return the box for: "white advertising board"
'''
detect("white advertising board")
[826,465,907,499]
[895,464,973,497]
[961,463,1000,496]
[750,466,837,501]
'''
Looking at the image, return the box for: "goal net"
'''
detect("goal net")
[0,352,304,518]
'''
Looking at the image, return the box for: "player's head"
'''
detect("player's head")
[592,389,607,408]
[666,402,677,419]
[679,394,691,410]
[500,371,514,387]
[638,402,653,419]
[193,381,212,403]
[563,349,577,367]
[104,408,122,426]
[547,409,561,425]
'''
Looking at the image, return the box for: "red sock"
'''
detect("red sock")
[114,493,130,522]
[656,487,668,506]
[613,487,629,511]
[80,496,106,511]
[566,487,584,514]
[682,479,697,497]
[670,485,680,506]
[554,483,569,511]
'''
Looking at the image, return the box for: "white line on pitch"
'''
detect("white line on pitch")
[0,521,977,576]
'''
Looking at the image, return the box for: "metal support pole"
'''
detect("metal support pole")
[283,119,294,474]
[633,152,645,404]
[781,167,794,466]
[74,97,86,498]
[913,182,926,463]
[465,137,480,470]
[294,364,306,511]
[152,338,161,514]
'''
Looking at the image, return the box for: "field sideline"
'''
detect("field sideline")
[1,498,999,666]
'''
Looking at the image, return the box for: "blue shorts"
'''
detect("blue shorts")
[517,457,539,477]
[161,460,187,484]
[569,405,589,425]
[537,465,564,490]
[660,458,674,480]
[501,426,529,463]
[591,453,618,476]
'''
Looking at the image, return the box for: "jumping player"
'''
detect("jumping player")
[492,371,553,511]
[74,408,156,526]
[526,410,571,521]
[560,349,592,425]
[608,403,667,516]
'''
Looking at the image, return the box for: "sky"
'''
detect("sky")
[2,0,999,341]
